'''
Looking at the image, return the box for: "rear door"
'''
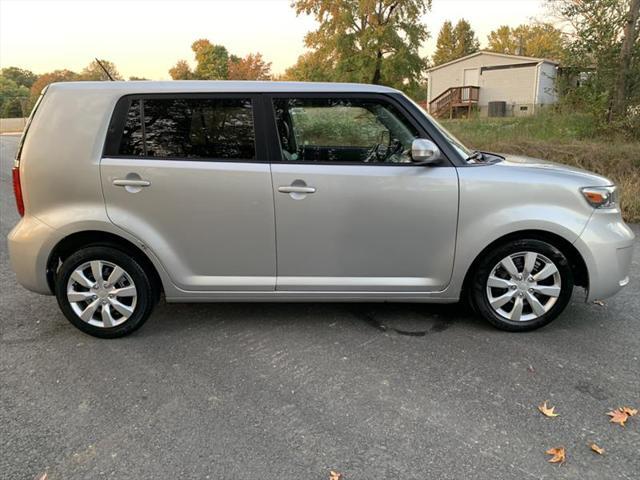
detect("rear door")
[101,94,276,291]
[266,93,459,292]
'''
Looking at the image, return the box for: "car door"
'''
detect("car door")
[267,93,459,292]
[101,93,276,291]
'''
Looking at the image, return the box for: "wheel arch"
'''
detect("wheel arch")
[46,230,163,298]
[461,229,589,300]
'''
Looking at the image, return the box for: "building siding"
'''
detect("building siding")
[428,53,536,103]
[536,62,558,105]
[480,65,537,114]
[427,52,558,116]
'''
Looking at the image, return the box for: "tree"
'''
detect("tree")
[486,25,516,55]
[128,76,149,81]
[228,53,272,80]
[192,39,230,79]
[291,0,431,88]
[80,59,123,81]
[452,19,480,59]
[0,76,29,117]
[170,40,231,80]
[487,24,566,60]
[520,24,566,60]
[611,0,640,118]
[29,69,79,101]
[1,67,37,88]
[432,19,479,65]
[553,0,640,120]
[169,40,274,81]
[169,60,194,80]
[281,51,333,81]
[432,21,456,65]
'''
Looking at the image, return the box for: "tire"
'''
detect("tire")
[55,246,157,338]
[470,239,574,332]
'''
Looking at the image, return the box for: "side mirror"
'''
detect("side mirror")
[411,138,441,164]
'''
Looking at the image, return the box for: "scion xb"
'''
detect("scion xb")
[8,81,635,338]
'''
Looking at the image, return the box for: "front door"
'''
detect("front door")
[101,94,276,291]
[462,68,480,101]
[268,94,459,292]
[463,68,479,87]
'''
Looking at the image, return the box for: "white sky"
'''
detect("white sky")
[0,0,548,80]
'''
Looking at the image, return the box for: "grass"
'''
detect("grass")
[441,111,640,223]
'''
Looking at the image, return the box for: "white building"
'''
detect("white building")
[425,51,559,118]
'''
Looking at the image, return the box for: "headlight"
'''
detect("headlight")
[580,186,618,208]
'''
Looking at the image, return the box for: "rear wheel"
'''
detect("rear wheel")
[55,246,157,338]
[470,239,573,331]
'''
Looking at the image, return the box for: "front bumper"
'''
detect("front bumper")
[7,215,57,295]
[574,209,635,301]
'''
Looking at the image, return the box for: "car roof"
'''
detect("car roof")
[47,80,401,94]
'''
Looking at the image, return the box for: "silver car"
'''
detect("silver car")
[8,81,635,338]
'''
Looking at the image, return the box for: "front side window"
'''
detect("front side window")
[405,95,471,159]
[273,98,420,163]
[116,97,255,160]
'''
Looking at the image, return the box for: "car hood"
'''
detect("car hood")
[494,153,613,186]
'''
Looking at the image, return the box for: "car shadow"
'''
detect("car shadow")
[139,300,491,339]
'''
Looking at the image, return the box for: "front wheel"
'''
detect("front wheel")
[470,239,574,331]
[55,246,157,338]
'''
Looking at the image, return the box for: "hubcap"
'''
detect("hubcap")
[66,260,137,328]
[486,251,561,322]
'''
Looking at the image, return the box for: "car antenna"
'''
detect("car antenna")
[95,58,115,81]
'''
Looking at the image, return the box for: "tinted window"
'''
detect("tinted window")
[273,98,420,164]
[119,99,144,156]
[116,97,255,160]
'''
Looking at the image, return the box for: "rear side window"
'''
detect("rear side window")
[119,99,144,156]
[108,97,256,160]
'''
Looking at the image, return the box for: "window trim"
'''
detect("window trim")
[263,92,455,167]
[102,93,266,163]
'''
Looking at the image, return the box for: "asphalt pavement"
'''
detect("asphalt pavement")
[1,134,639,480]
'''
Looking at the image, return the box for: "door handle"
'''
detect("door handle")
[113,179,151,187]
[278,186,316,194]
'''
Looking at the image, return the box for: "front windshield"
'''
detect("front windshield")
[404,95,472,159]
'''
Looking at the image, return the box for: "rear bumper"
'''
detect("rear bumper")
[7,215,56,295]
[574,210,635,301]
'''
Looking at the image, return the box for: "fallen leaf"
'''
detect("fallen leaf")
[538,401,559,417]
[546,446,566,464]
[590,443,605,455]
[35,474,47,480]
[607,408,629,426]
[329,471,342,480]
[593,299,606,306]
[622,406,638,417]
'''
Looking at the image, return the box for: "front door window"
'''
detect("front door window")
[272,98,420,164]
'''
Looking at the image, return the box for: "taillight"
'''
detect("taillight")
[11,87,46,218]
[12,165,24,217]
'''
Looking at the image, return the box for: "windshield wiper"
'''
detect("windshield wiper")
[465,150,486,163]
